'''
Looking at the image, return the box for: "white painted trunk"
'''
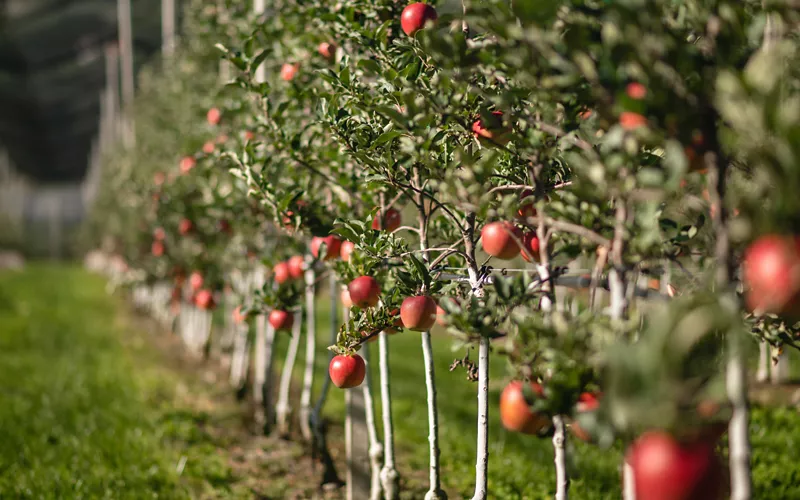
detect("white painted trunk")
[727,345,752,499]
[299,264,316,441]
[421,330,445,500]
[253,313,268,430]
[361,346,384,500]
[379,331,400,499]
[552,415,569,500]
[345,387,355,500]
[276,310,303,435]
[470,336,490,500]
[756,342,769,383]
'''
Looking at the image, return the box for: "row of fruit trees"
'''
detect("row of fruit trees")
[83,0,800,498]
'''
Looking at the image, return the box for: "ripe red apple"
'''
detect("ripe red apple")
[232,305,248,324]
[178,218,193,235]
[269,309,294,331]
[626,82,647,100]
[154,171,166,185]
[202,141,215,154]
[481,221,522,260]
[189,271,204,291]
[287,255,305,279]
[206,107,222,125]
[244,130,255,141]
[472,110,511,146]
[400,295,437,331]
[743,235,800,316]
[620,111,647,130]
[570,392,601,442]
[579,109,593,120]
[340,289,354,308]
[281,63,299,81]
[310,235,342,261]
[340,241,355,262]
[318,41,336,61]
[179,156,195,175]
[401,3,438,36]
[151,240,165,257]
[329,354,366,388]
[348,276,381,308]
[627,431,723,500]
[372,208,402,232]
[194,289,216,310]
[520,232,541,263]
[273,261,291,284]
[153,227,166,241]
[216,134,229,144]
[499,381,549,434]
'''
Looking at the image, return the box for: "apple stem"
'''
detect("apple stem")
[276,309,303,436]
[299,262,316,441]
[378,329,400,499]
[552,415,570,500]
[361,346,385,500]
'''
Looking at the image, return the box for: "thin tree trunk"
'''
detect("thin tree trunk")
[553,415,569,500]
[277,310,303,436]
[253,313,267,432]
[362,345,384,500]
[379,330,399,499]
[756,342,769,383]
[470,335,490,500]
[300,263,316,441]
[345,387,355,500]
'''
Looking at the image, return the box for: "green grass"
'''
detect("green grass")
[2,265,800,499]
[0,264,245,499]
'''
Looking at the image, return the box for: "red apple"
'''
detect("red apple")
[743,235,800,316]
[216,134,229,144]
[178,218,193,235]
[570,392,601,442]
[179,156,195,175]
[520,232,541,263]
[499,381,549,434]
[348,276,381,308]
[202,141,215,154]
[244,130,255,141]
[318,42,336,61]
[287,255,305,279]
[620,111,647,130]
[273,261,291,284]
[626,83,647,100]
[329,354,366,388]
[401,3,438,36]
[281,63,299,81]
[310,235,342,261]
[627,431,723,500]
[400,295,437,331]
[340,241,355,262]
[472,110,511,146]
[372,208,402,232]
[189,271,204,291]
[206,107,222,125]
[269,309,294,331]
[154,171,166,185]
[194,289,216,310]
[232,305,248,324]
[153,227,166,241]
[481,221,522,260]
[151,240,165,257]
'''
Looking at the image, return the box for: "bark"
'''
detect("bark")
[552,415,569,500]
[276,309,303,436]
[300,263,316,441]
[470,336,490,500]
[362,346,384,500]
[379,330,400,499]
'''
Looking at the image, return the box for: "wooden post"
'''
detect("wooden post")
[117,0,135,148]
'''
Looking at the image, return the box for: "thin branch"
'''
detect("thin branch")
[521,215,611,247]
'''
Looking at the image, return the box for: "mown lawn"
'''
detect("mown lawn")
[0,264,247,499]
[1,265,800,499]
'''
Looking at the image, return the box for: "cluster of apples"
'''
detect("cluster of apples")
[479,191,541,262]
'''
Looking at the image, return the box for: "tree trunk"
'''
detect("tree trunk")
[276,309,303,436]
[299,263,316,440]
[379,331,400,499]
[553,415,569,500]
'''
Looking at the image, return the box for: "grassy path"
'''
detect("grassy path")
[1,265,800,499]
